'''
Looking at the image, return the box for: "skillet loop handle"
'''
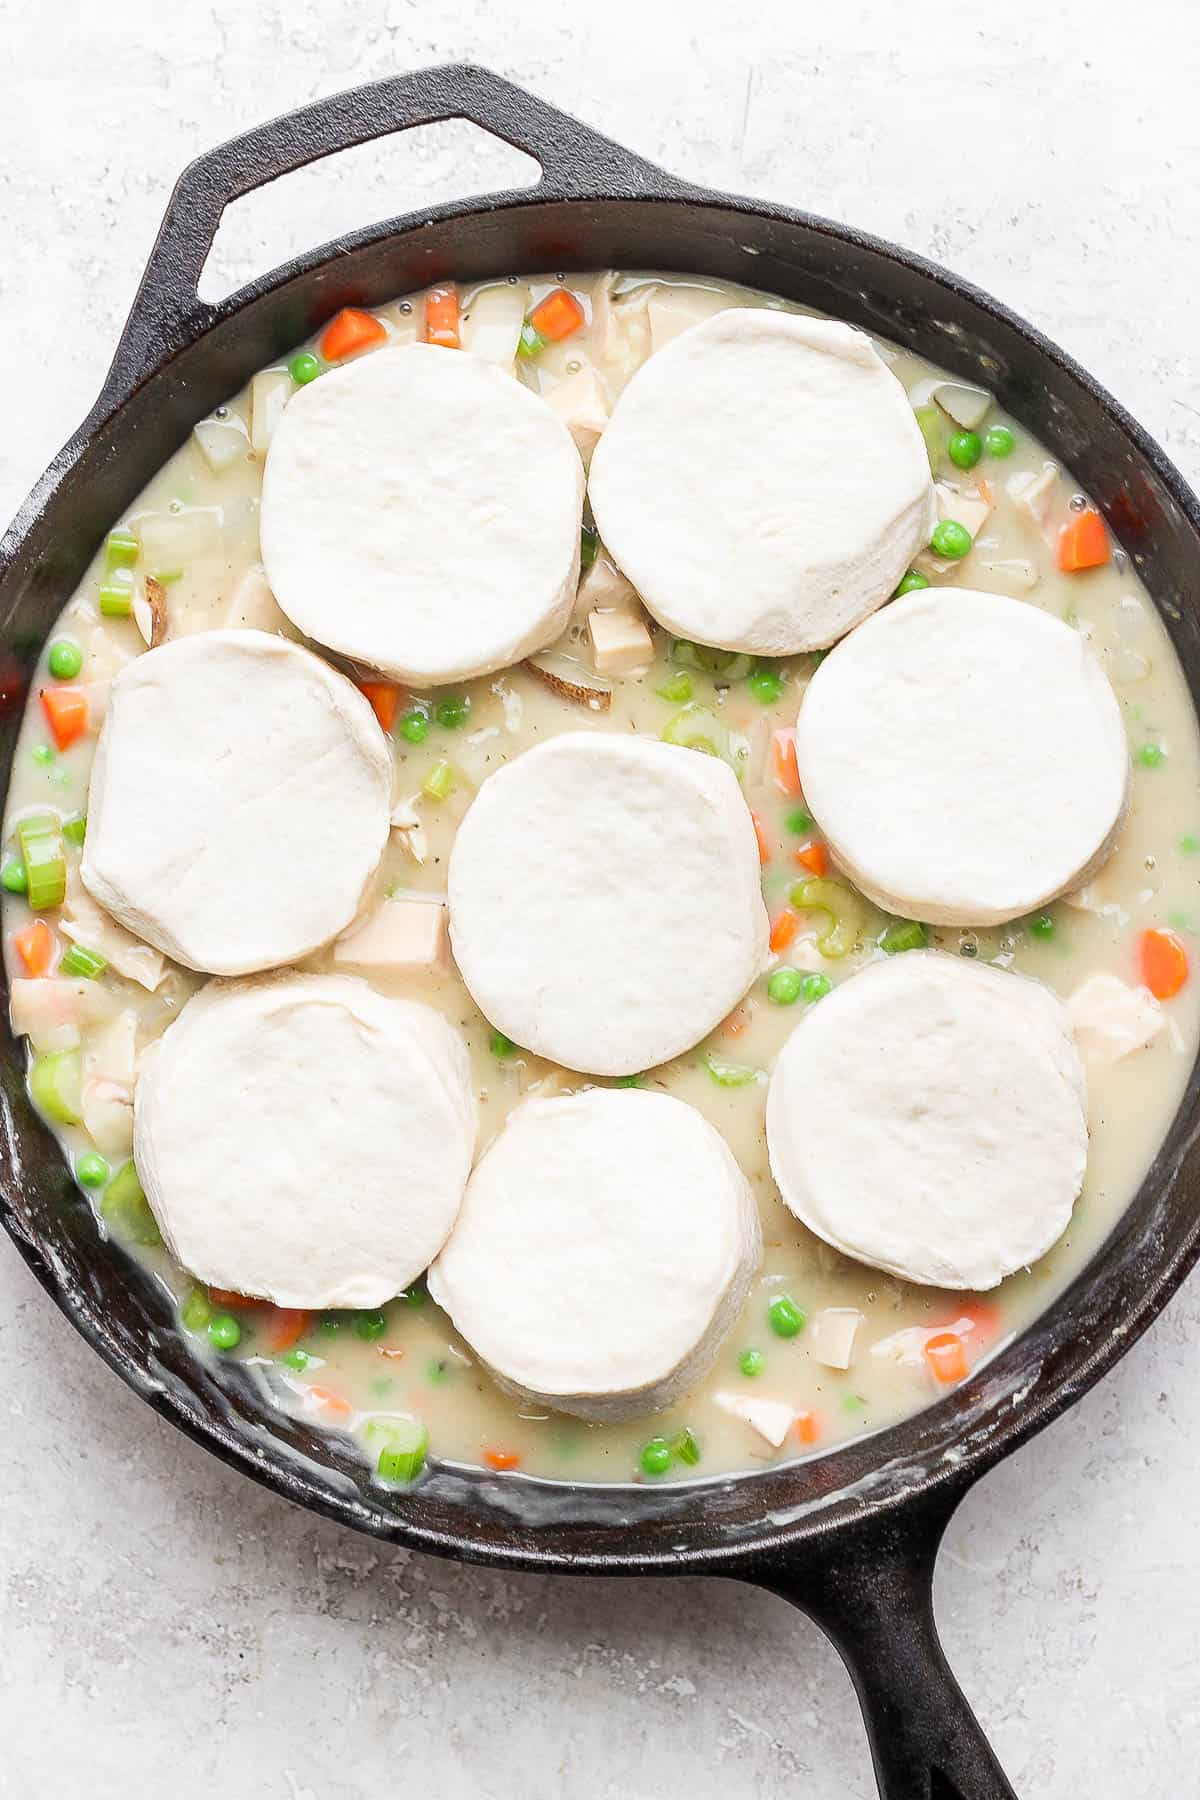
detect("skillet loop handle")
[96,63,674,416]
[749,1491,1019,1800]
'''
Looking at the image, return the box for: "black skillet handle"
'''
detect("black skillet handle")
[95,64,677,417]
[746,1486,1018,1800]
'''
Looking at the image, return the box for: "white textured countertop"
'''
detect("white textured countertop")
[2,3,1198,1794]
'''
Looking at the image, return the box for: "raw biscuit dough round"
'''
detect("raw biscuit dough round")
[260,344,585,684]
[82,631,392,976]
[134,974,477,1309]
[587,309,935,654]
[766,951,1088,1290]
[428,1088,762,1419]
[447,732,769,1076]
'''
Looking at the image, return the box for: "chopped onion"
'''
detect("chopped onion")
[249,368,293,455]
[192,413,249,474]
[460,284,528,370]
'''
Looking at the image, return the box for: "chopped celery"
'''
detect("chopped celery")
[30,1049,82,1124]
[368,1417,429,1485]
[704,1053,759,1089]
[656,671,693,703]
[579,524,599,569]
[517,321,546,360]
[790,877,872,958]
[672,1428,701,1467]
[17,814,66,912]
[670,641,755,681]
[423,760,455,802]
[102,1160,162,1247]
[661,703,728,760]
[879,919,928,955]
[62,813,87,847]
[99,568,135,616]
[180,1286,213,1333]
[105,528,139,570]
[59,943,106,979]
[914,403,947,470]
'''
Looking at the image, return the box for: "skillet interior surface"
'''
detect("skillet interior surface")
[3,68,1200,1579]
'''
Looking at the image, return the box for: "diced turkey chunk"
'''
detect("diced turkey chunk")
[975,555,1039,595]
[915,481,994,575]
[589,274,653,393]
[62,871,166,992]
[10,977,117,1054]
[1008,463,1059,530]
[220,563,290,635]
[714,1391,794,1448]
[333,897,448,974]
[647,285,736,354]
[82,1009,138,1157]
[545,365,611,461]
[1067,973,1165,1063]
[870,1326,931,1370]
[588,606,654,675]
[809,1306,863,1370]
[390,797,429,866]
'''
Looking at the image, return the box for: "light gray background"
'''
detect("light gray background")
[1,3,1197,1794]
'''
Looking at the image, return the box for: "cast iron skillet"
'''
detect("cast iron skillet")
[3,64,1199,1800]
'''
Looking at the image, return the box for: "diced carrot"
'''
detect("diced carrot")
[954,1298,1003,1346]
[529,286,585,343]
[424,284,461,349]
[319,307,387,362]
[721,1005,751,1038]
[1139,926,1189,1000]
[260,1307,313,1353]
[206,1286,266,1310]
[769,909,799,953]
[770,729,802,796]
[40,686,88,752]
[795,842,829,878]
[484,1448,521,1471]
[976,475,994,507]
[794,1410,822,1445]
[359,680,401,733]
[924,1332,969,1384]
[309,1385,354,1420]
[750,810,771,865]
[13,920,54,978]
[1058,508,1109,573]
[378,1346,406,1361]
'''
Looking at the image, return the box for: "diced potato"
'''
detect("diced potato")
[588,606,654,675]
[220,563,290,635]
[192,414,250,474]
[332,897,448,974]
[136,507,221,576]
[714,1392,794,1448]
[544,365,611,461]
[1007,462,1059,530]
[975,556,1039,596]
[82,1010,138,1157]
[1067,974,1165,1064]
[809,1307,863,1370]
[460,284,527,370]
[908,377,992,429]
[10,978,117,1054]
[249,368,293,456]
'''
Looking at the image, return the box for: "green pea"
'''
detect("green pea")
[402,1281,427,1308]
[800,973,831,1004]
[288,352,321,385]
[48,639,83,680]
[32,745,55,767]
[490,1030,517,1058]
[785,809,812,836]
[894,569,930,597]
[427,1357,450,1384]
[435,696,470,730]
[843,1393,868,1414]
[207,1313,241,1351]
[1180,834,1199,854]
[930,519,972,560]
[318,1316,342,1335]
[76,1152,109,1189]
[984,425,1015,458]
[879,920,927,954]
[1138,742,1165,768]
[768,1296,804,1338]
[948,430,982,471]
[180,1287,212,1332]
[639,1437,672,1477]
[748,667,784,705]
[739,1347,766,1378]
[1,859,28,895]
[767,967,803,1006]
[672,1428,701,1467]
[615,1073,643,1088]
[580,525,599,570]
[282,1348,309,1371]
[1029,912,1056,940]
[353,1310,388,1341]
[399,708,430,743]
[656,671,693,703]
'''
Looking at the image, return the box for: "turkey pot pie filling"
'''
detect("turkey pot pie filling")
[4,269,1199,1487]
